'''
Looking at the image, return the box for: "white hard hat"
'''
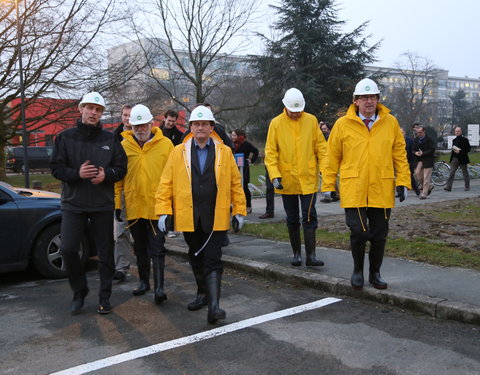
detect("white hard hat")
[129,104,153,125]
[189,105,215,123]
[282,88,305,112]
[353,78,380,96]
[79,92,106,109]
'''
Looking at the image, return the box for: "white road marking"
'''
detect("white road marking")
[50,297,341,375]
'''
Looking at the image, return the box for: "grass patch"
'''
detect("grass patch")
[3,174,62,193]
[242,222,480,271]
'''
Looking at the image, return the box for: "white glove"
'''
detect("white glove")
[272,178,283,190]
[158,215,168,233]
[322,191,333,199]
[235,214,244,231]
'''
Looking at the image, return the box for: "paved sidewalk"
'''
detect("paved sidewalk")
[165,179,480,325]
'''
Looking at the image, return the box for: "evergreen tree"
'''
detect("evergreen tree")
[254,0,379,125]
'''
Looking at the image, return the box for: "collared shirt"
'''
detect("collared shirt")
[193,138,211,174]
[358,113,377,130]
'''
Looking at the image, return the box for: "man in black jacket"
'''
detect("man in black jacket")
[413,126,436,199]
[160,109,184,146]
[51,92,127,315]
[444,126,471,191]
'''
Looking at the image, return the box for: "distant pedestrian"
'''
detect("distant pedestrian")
[265,88,327,267]
[413,125,436,199]
[444,126,471,191]
[259,167,275,219]
[231,129,259,214]
[320,121,331,141]
[51,91,127,315]
[160,109,184,146]
[322,78,410,290]
[401,128,420,196]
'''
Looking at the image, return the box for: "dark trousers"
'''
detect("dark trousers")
[445,158,470,190]
[184,229,225,276]
[265,168,274,215]
[282,193,318,230]
[243,172,252,208]
[345,207,391,271]
[128,218,166,259]
[408,162,419,193]
[61,210,114,302]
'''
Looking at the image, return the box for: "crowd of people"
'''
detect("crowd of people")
[50,77,472,321]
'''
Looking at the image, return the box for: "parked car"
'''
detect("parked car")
[6,146,53,173]
[0,182,93,278]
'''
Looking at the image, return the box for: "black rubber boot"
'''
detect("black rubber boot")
[187,267,207,311]
[304,228,324,266]
[152,256,167,304]
[206,271,226,324]
[288,226,302,266]
[369,242,387,289]
[351,243,365,290]
[133,256,151,296]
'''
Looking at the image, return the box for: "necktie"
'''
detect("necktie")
[363,118,371,130]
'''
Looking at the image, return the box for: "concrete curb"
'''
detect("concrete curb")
[167,245,480,325]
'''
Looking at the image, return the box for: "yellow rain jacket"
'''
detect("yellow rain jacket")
[322,103,411,208]
[155,133,246,232]
[264,110,327,195]
[115,127,174,220]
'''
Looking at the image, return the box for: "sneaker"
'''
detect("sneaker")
[113,270,126,282]
[444,187,451,191]
[427,185,434,196]
[419,195,427,200]
[97,300,112,315]
[167,231,177,238]
[259,213,274,219]
[465,187,470,191]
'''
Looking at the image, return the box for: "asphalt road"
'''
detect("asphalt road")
[1,256,479,375]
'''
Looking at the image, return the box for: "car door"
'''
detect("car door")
[0,186,23,270]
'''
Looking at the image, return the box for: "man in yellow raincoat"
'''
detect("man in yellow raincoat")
[115,104,174,304]
[322,78,411,290]
[265,88,327,268]
[155,105,246,324]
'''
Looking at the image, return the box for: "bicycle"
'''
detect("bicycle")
[431,161,450,186]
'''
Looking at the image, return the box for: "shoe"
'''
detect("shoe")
[132,279,150,296]
[259,212,274,219]
[331,196,340,202]
[187,295,208,311]
[167,231,177,238]
[71,287,89,315]
[246,207,252,214]
[369,273,388,289]
[465,187,470,191]
[427,185,434,196]
[444,187,451,191]
[113,270,126,282]
[419,195,427,200]
[320,198,332,203]
[97,300,112,315]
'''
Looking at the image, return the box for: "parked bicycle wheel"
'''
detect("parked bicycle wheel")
[431,161,450,186]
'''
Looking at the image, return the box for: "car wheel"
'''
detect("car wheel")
[32,223,90,279]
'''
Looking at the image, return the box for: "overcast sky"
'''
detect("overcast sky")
[252,0,480,79]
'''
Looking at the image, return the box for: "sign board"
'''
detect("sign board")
[447,136,455,149]
[467,124,479,146]
[234,153,245,167]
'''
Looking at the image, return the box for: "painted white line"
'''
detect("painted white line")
[50,297,341,375]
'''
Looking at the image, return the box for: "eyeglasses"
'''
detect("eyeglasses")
[357,95,378,102]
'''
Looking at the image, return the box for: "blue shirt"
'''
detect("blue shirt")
[194,138,211,174]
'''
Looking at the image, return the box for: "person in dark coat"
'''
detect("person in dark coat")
[401,128,420,195]
[444,126,471,191]
[231,129,259,213]
[413,126,435,199]
[160,109,184,146]
[51,92,127,315]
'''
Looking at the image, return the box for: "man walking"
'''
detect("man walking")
[322,78,410,290]
[413,125,436,199]
[444,126,471,191]
[160,109,183,146]
[51,91,127,315]
[156,105,246,324]
[113,104,133,282]
[115,104,174,304]
[265,88,327,267]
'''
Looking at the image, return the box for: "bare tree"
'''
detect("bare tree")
[0,0,130,178]
[119,0,258,115]
[383,52,439,129]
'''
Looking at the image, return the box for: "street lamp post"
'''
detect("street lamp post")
[15,0,29,187]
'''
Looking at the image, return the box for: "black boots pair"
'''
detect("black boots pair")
[188,269,225,324]
[351,242,387,290]
[133,255,167,303]
[288,227,324,267]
